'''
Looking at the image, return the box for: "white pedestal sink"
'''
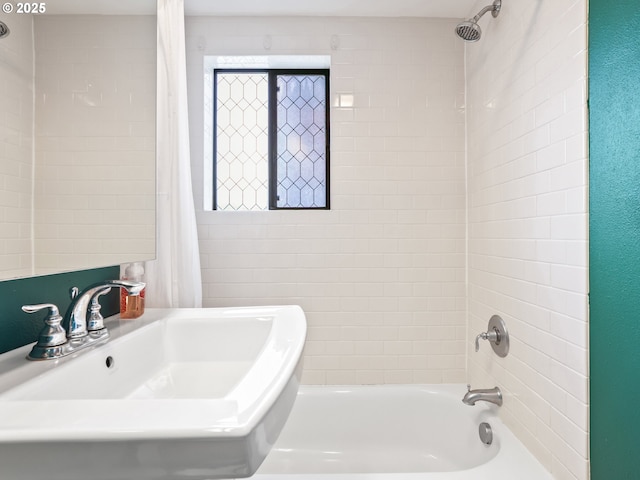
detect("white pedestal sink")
[0,305,307,480]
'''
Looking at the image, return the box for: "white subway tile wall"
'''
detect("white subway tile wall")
[186,16,467,385]
[33,15,156,274]
[466,0,588,479]
[0,14,34,278]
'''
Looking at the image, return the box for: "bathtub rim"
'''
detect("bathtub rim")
[253,383,553,480]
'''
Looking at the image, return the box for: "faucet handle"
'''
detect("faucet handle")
[87,287,111,333]
[22,303,67,349]
[474,315,510,357]
[22,303,60,315]
[475,332,489,351]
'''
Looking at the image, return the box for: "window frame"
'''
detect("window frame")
[212,68,330,211]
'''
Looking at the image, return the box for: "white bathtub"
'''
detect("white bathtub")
[251,385,552,480]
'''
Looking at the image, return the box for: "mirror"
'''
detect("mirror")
[0,0,156,281]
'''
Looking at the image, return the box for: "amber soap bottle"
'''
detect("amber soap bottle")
[120,262,145,319]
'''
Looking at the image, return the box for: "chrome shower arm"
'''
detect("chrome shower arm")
[472,4,498,22]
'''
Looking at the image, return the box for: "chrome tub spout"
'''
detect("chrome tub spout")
[462,385,503,406]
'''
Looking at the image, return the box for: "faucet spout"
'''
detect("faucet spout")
[65,280,145,339]
[462,385,503,406]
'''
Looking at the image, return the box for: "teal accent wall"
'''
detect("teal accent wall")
[589,0,640,478]
[0,266,120,354]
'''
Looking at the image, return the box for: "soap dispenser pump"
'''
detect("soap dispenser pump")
[120,262,145,319]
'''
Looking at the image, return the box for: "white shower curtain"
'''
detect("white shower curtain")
[144,0,202,308]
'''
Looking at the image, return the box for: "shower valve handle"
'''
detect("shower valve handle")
[474,315,510,357]
[475,330,499,352]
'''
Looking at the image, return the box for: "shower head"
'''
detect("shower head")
[455,21,482,42]
[0,21,9,39]
[455,0,501,42]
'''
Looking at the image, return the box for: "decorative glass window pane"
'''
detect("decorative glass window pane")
[275,74,328,208]
[213,69,329,211]
[215,72,269,211]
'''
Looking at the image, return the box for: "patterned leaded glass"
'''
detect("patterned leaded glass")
[213,69,329,211]
[275,74,328,208]
[215,72,269,211]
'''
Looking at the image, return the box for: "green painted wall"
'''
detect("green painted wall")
[0,266,120,354]
[589,1,640,478]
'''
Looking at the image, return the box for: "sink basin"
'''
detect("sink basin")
[0,305,307,480]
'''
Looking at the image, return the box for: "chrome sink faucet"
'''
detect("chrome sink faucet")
[66,280,145,339]
[22,280,145,360]
[462,385,503,406]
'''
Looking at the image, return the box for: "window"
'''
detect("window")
[213,69,330,211]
